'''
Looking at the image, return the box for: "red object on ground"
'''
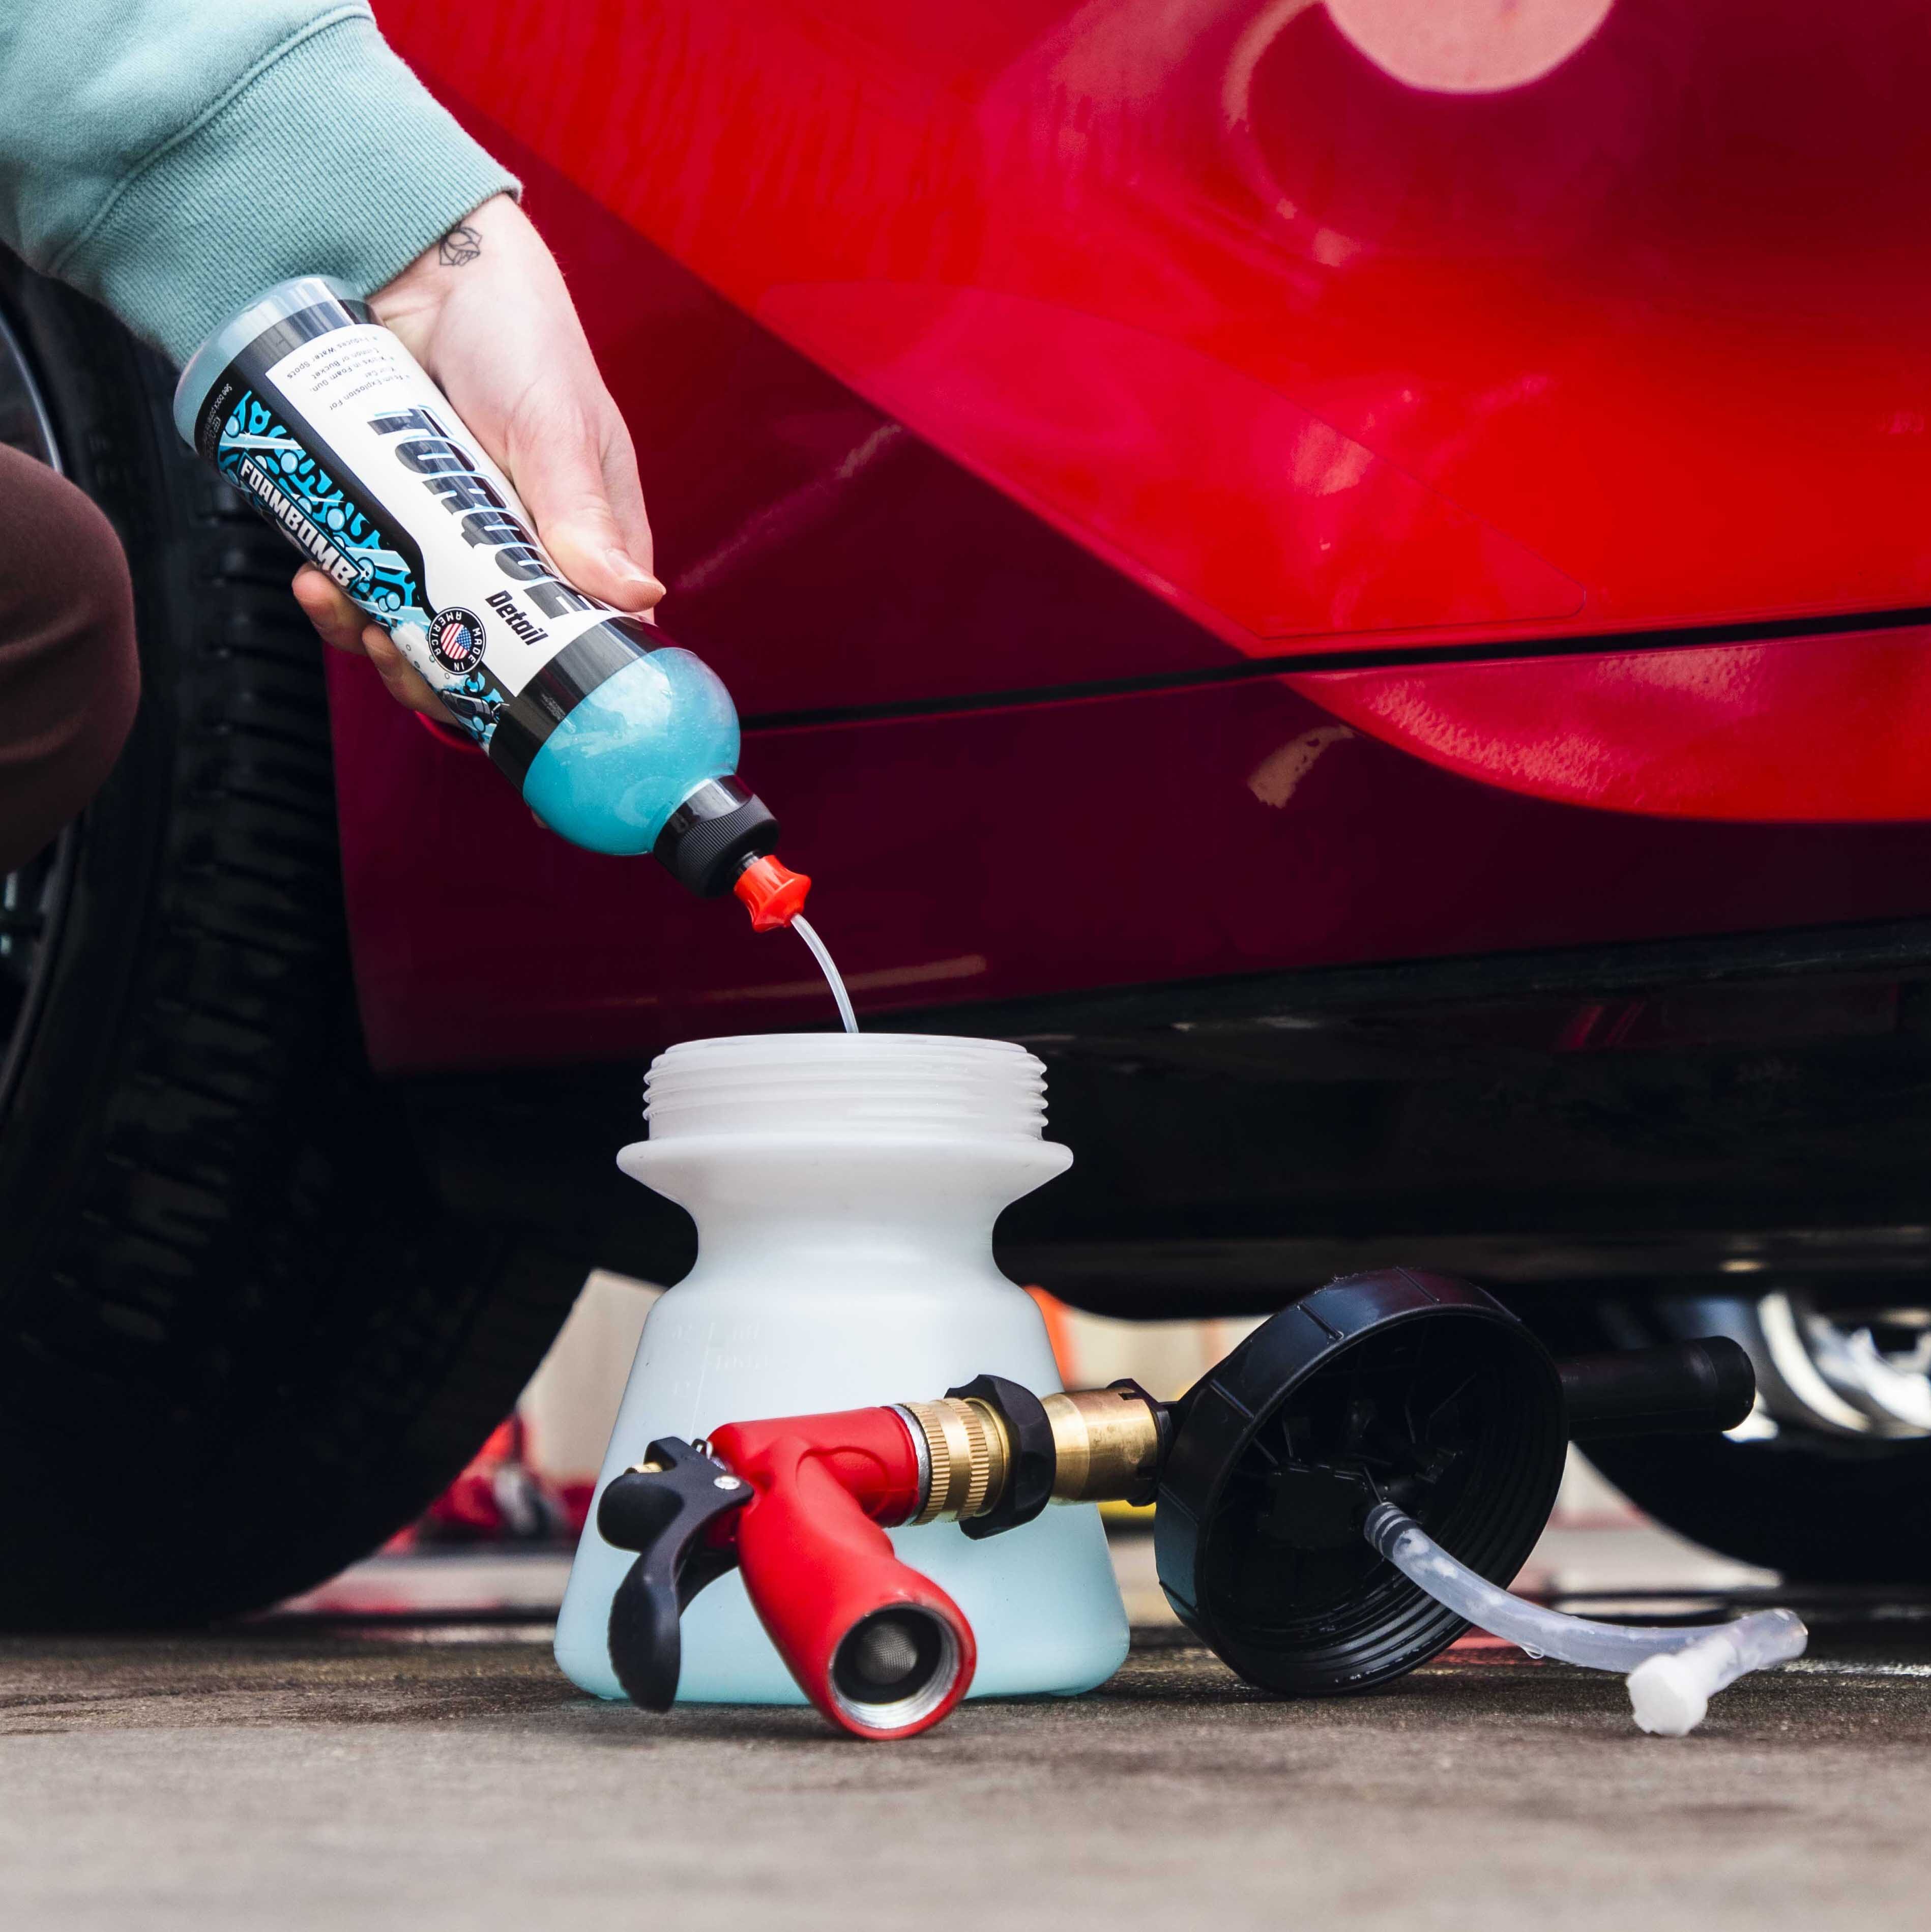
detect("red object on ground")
[733,855,812,931]
[419,1417,569,1543]
[709,1407,971,1740]
[318,0,1931,1067]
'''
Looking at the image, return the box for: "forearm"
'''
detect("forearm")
[0,1,515,362]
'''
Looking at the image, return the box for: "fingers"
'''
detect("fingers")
[291,567,455,723]
[371,197,665,620]
[505,389,663,616]
[360,625,458,723]
[291,565,367,654]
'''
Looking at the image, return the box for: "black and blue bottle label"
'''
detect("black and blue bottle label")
[189,292,646,781]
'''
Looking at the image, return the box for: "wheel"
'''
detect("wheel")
[0,258,591,1627]
[1524,1287,1931,1583]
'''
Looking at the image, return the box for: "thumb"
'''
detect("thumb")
[505,390,662,616]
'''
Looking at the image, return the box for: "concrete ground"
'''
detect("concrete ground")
[5,1521,1930,1931]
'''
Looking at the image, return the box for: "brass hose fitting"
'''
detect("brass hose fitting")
[896,1383,1165,1524]
[1042,1387,1164,1504]
[898,1397,1011,1524]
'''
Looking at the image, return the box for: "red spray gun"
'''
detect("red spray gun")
[596,1272,1760,1742]
[597,1375,1164,1740]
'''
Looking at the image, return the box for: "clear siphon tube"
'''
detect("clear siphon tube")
[791,915,858,1035]
[1363,1501,1806,1733]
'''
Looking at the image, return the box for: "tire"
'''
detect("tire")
[0,259,591,1627]
[1521,1294,1931,1583]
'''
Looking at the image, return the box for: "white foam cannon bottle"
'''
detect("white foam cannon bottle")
[172,277,809,927]
[553,1034,1130,1704]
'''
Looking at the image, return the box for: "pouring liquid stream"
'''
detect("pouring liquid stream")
[789,914,859,1034]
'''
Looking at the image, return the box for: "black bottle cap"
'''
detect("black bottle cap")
[654,776,780,897]
[1153,1269,1566,1696]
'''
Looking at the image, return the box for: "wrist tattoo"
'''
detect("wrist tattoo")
[437,224,483,267]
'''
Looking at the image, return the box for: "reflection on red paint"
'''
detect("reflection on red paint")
[758,283,1585,645]
[1322,0,1617,95]
[1297,630,1931,820]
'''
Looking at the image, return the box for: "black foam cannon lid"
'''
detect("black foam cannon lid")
[1153,1269,1567,1695]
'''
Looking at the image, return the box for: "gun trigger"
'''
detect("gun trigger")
[598,1436,751,1711]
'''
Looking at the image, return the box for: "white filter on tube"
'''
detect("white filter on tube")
[1363,1502,1806,1733]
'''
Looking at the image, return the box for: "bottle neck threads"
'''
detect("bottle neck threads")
[641,1034,1054,1144]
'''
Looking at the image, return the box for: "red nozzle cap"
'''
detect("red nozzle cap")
[734,855,812,931]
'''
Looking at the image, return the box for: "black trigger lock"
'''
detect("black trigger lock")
[598,1437,751,1711]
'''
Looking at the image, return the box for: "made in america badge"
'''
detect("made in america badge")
[427,606,486,672]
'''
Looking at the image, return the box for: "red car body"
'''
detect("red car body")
[347,0,1931,1072]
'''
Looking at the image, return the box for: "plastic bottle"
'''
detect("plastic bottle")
[172,277,802,915]
[553,1032,1130,1704]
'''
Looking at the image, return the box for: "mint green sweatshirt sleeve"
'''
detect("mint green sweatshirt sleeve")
[0,2,519,363]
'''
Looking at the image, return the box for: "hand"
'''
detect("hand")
[290,193,663,720]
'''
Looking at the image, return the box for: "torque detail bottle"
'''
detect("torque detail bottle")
[173,276,804,922]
